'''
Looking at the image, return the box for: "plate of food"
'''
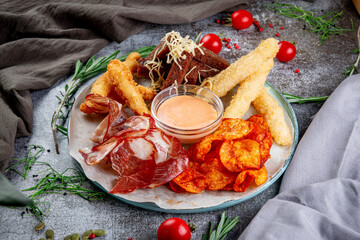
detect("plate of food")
[68,31,298,213]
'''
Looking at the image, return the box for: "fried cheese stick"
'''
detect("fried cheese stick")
[224,58,274,118]
[201,38,279,97]
[107,59,150,115]
[252,87,292,146]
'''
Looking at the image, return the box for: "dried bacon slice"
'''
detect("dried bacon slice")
[114,114,155,139]
[145,129,188,188]
[80,93,109,114]
[109,137,156,194]
[90,96,127,143]
[80,136,121,166]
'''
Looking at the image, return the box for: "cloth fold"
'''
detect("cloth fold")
[0,0,252,171]
[239,75,360,239]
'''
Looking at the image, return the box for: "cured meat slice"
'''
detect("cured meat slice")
[109,137,156,194]
[145,129,188,188]
[114,114,155,139]
[80,93,109,115]
[90,97,127,143]
[80,136,121,166]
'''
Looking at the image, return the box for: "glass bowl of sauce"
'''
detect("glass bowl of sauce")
[151,85,223,144]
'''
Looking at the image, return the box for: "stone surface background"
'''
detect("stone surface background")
[1,0,359,239]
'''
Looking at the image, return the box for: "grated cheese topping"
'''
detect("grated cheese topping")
[144,31,204,90]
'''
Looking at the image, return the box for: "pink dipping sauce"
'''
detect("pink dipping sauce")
[156,95,218,130]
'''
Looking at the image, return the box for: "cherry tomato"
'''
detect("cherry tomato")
[157,218,191,240]
[276,41,297,62]
[231,10,253,30]
[200,34,222,54]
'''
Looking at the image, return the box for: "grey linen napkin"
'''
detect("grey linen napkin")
[0,0,252,172]
[239,75,360,239]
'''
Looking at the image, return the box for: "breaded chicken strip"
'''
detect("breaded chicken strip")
[107,59,150,115]
[224,59,274,118]
[252,87,292,146]
[80,52,155,114]
[202,38,279,97]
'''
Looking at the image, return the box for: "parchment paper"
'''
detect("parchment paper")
[69,83,294,210]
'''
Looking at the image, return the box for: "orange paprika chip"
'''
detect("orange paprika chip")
[194,118,254,162]
[247,115,273,165]
[219,139,261,172]
[170,167,206,193]
[199,158,236,191]
[233,166,268,192]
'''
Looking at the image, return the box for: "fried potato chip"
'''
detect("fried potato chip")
[168,181,186,193]
[199,158,236,191]
[247,115,272,165]
[217,118,254,140]
[194,118,254,162]
[247,114,269,132]
[233,166,268,192]
[219,139,261,172]
[171,167,206,193]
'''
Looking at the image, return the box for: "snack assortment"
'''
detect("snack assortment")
[78,31,293,195]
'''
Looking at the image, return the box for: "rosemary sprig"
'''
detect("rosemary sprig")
[51,45,156,154]
[265,2,353,45]
[202,212,240,240]
[283,93,328,104]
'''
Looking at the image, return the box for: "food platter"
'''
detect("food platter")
[68,79,298,213]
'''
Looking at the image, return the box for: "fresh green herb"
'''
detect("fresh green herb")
[195,32,203,44]
[343,65,358,76]
[344,26,360,76]
[23,166,106,202]
[5,145,45,179]
[6,144,106,222]
[265,2,353,45]
[51,45,156,153]
[283,93,328,104]
[351,47,359,53]
[202,212,240,240]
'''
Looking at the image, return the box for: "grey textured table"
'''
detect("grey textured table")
[1,0,359,239]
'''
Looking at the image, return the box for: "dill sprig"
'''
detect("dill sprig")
[265,2,353,45]
[6,144,106,222]
[5,145,45,179]
[283,92,328,104]
[202,212,240,240]
[23,166,106,202]
[51,45,156,154]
